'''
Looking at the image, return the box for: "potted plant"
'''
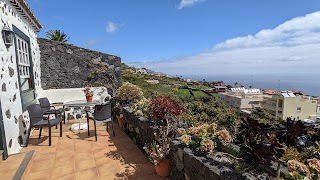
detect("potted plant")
[83,86,94,103]
[143,126,171,177]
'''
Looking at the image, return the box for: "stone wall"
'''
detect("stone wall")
[38,38,121,95]
[122,107,251,180]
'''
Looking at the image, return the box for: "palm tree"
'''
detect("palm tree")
[45,30,69,42]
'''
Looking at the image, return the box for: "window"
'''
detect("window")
[16,35,31,91]
[13,26,36,111]
[297,107,301,113]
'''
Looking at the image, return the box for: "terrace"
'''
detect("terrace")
[0,119,165,180]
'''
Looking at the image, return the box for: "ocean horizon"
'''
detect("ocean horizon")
[185,73,320,96]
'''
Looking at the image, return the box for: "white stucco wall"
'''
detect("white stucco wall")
[0,0,41,154]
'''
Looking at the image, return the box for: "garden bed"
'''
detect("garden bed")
[121,106,287,180]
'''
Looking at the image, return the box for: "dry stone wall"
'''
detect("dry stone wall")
[38,38,121,95]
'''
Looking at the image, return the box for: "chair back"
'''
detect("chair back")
[38,97,51,112]
[27,104,44,126]
[94,103,112,121]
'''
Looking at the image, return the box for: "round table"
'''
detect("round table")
[64,100,103,132]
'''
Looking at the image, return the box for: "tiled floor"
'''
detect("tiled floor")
[0,119,169,180]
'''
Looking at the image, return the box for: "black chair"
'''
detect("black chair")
[26,104,63,146]
[38,98,65,124]
[87,103,115,141]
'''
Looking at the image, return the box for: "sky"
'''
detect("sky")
[26,0,320,77]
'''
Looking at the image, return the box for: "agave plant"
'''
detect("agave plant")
[45,30,70,42]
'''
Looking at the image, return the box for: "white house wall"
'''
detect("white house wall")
[0,0,41,154]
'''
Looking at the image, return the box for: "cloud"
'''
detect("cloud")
[106,21,117,33]
[85,39,101,49]
[128,11,320,76]
[177,0,206,9]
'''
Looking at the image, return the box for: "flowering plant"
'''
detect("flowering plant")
[114,82,143,105]
[150,96,183,124]
[131,97,151,118]
[83,86,94,96]
[177,123,232,154]
[143,126,171,165]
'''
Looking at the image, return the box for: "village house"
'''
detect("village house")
[0,0,43,158]
[137,67,147,74]
[0,0,120,160]
[218,88,267,110]
[262,91,318,120]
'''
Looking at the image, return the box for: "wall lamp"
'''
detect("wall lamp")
[2,25,14,46]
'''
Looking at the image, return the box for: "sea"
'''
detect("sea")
[188,73,320,97]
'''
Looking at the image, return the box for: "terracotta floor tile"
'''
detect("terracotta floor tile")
[5,152,26,162]
[52,173,76,180]
[0,121,157,180]
[28,158,54,174]
[25,169,52,180]
[75,167,99,180]
[51,163,75,179]
[75,152,94,161]
[55,150,75,159]
[92,148,110,159]
[32,153,55,163]
[90,142,108,151]
[0,159,22,172]
[54,155,75,168]
[0,169,16,180]
[57,143,75,151]
[75,158,96,172]
[97,161,120,177]
[95,155,121,167]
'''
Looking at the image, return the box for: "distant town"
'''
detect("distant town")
[130,67,320,123]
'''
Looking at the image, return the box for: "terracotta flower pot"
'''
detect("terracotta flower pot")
[155,159,170,177]
[117,114,124,128]
[86,95,93,103]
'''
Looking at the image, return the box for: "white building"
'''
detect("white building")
[218,88,268,110]
[0,1,115,159]
[0,0,42,157]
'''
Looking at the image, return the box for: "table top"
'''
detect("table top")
[64,100,104,107]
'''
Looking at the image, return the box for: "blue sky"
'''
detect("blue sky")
[26,0,320,76]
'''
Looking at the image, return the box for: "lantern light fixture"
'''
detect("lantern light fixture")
[2,25,14,47]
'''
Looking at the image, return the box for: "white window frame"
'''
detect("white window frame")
[16,35,30,79]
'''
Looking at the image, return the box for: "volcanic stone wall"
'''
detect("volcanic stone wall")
[38,38,121,95]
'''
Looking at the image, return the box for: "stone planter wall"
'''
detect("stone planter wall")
[122,107,247,179]
[122,106,157,150]
[169,140,247,180]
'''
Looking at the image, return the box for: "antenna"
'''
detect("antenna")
[278,80,281,91]
[251,75,253,88]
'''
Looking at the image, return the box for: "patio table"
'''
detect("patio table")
[64,100,104,132]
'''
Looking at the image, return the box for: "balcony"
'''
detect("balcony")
[0,119,164,179]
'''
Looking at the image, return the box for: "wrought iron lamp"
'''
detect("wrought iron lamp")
[2,25,14,46]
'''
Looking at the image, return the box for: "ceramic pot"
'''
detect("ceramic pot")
[86,95,93,103]
[155,159,170,177]
[117,114,124,128]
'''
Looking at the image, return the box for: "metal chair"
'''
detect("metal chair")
[26,104,63,146]
[38,98,65,124]
[87,103,115,141]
